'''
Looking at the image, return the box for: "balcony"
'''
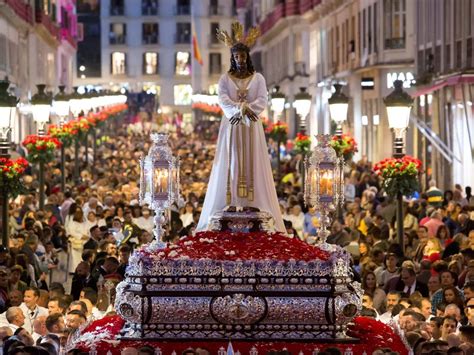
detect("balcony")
[142,34,159,45]
[109,34,126,45]
[385,37,405,50]
[209,5,224,16]
[35,9,60,40]
[175,33,190,44]
[174,5,190,15]
[1,0,33,24]
[110,6,124,16]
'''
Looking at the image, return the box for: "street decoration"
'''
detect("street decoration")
[22,135,61,164]
[373,155,422,197]
[48,121,78,148]
[0,157,28,197]
[330,133,358,161]
[294,132,311,154]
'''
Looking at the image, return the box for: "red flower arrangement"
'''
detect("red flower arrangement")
[373,155,422,197]
[48,122,78,148]
[70,118,91,141]
[330,134,358,161]
[71,315,409,355]
[86,113,100,128]
[138,231,330,262]
[267,121,288,142]
[294,132,311,154]
[192,102,223,117]
[0,157,28,197]
[22,135,61,164]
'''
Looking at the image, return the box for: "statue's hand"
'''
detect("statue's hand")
[245,107,259,122]
[230,113,242,125]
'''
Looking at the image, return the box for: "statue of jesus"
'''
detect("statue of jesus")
[196,23,285,233]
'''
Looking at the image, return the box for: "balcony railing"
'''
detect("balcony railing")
[36,9,60,40]
[142,5,158,15]
[175,33,190,44]
[385,37,405,49]
[174,5,190,15]
[142,34,159,45]
[2,0,33,24]
[109,35,126,45]
[209,5,224,16]
[110,6,124,16]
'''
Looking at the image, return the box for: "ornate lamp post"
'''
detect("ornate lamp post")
[31,84,52,210]
[53,86,70,192]
[328,84,349,138]
[304,135,344,246]
[270,86,286,179]
[0,80,18,246]
[139,133,180,250]
[383,79,413,253]
[294,87,311,133]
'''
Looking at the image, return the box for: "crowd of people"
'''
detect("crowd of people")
[0,111,474,355]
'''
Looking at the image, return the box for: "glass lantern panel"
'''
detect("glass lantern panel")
[319,168,334,196]
[53,100,69,118]
[153,167,169,194]
[32,104,51,124]
[294,99,311,118]
[0,106,13,130]
[271,97,285,114]
[329,103,349,124]
[386,106,411,129]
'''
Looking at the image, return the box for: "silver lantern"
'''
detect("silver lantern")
[304,134,343,244]
[139,133,180,250]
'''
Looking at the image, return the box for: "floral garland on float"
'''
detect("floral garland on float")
[69,315,409,354]
[294,132,311,155]
[0,157,28,197]
[373,155,422,197]
[22,135,61,164]
[330,133,358,161]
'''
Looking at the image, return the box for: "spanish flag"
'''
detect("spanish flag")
[192,30,203,66]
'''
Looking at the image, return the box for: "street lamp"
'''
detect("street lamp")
[31,84,52,210]
[383,79,413,254]
[53,86,70,192]
[139,133,180,250]
[0,80,18,246]
[294,87,311,133]
[328,84,349,138]
[270,85,286,121]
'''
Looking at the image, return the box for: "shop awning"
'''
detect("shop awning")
[413,73,474,97]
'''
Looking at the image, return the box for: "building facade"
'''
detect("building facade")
[74,0,235,117]
[0,0,77,142]
[414,0,474,190]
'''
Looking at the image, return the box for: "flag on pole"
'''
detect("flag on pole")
[193,30,203,66]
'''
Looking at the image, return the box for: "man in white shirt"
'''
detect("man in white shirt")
[31,315,47,342]
[5,306,25,333]
[19,287,48,334]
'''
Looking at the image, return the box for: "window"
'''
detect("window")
[0,35,6,71]
[384,0,406,49]
[175,0,190,15]
[210,23,219,44]
[111,52,126,75]
[174,84,192,105]
[142,0,158,15]
[110,0,124,16]
[109,23,126,45]
[209,0,221,15]
[142,23,159,44]
[373,3,378,53]
[209,53,221,74]
[175,51,190,75]
[143,52,158,74]
[176,23,191,43]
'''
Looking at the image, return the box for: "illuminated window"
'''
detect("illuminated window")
[111,52,126,75]
[175,51,191,75]
[143,52,158,75]
[174,84,192,105]
[384,0,406,49]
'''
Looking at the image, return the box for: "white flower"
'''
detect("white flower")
[183,241,193,246]
[169,244,179,249]
[178,255,190,260]
[229,250,236,256]
[168,250,178,258]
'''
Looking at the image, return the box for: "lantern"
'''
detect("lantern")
[328,84,349,137]
[31,84,52,135]
[294,87,311,131]
[53,86,70,123]
[0,80,17,145]
[270,85,286,119]
[69,87,83,117]
[139,133,180,249]
[304,135,343,244]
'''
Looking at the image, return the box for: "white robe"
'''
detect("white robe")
[197,72,285,233]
